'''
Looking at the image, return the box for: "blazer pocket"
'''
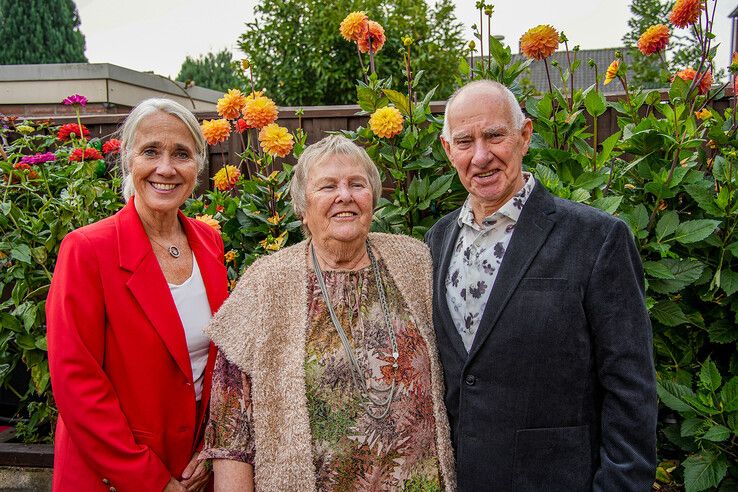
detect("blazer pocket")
[517,277,569,292]
[512,425,591,492]
[130,427,155,444]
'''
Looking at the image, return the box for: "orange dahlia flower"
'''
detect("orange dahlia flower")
[357,21,386,54]
[519,25,559,60]
[243,95,278,129]
[213,165,241,191]
[673,67,713,95]
[224,250,237,263]
[196,214,221,232]
[637,24,669,56]
[201,119,231,145]
[604,60,620,85]
[669,0,702,28]
[340,11,368,42]
[217,89,247,120]
[234,118,250,133]
[369,106,404,138]
[258,124,294,158]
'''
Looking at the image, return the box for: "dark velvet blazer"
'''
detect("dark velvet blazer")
[425,180,657,491]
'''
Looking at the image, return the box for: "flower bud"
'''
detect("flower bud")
[484,5,494,15]
[402,36,413,47]
[241,59,250,71]
[468,40,476,50]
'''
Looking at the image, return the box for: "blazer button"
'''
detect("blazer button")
[110,487,117,492]
[102,478,110,485]
[465,375,477,386]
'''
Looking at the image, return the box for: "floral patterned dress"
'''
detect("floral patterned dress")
[201,259,443,491]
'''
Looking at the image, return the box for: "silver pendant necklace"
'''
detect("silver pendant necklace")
[311,241,399,420]
[150,237,181,258]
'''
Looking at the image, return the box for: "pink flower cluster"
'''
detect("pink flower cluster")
[19,152,56,165]
[62,94,88,107]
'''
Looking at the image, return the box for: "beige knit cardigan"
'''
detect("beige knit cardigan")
[204,232,456,491]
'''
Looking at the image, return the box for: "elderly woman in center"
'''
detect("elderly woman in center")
[47,98,228,491]
[200,134,456,491]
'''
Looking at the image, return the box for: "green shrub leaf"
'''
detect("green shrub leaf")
[702,425,731,442]
[655,211,679,241]
[720,377,738,412]
[683,451,728,492]
[651,300,689,327]
[657,379,696,412]
[672,220,721,244]
[699,358,721,392]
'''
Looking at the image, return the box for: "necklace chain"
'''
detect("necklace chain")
[149,236,181,258]
[311,241,398,420]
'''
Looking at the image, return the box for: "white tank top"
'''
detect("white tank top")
[168,256,211,401]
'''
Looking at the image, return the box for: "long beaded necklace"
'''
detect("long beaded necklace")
[311,241,399,420]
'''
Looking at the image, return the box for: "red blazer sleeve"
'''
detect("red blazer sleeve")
[47,230,171,490]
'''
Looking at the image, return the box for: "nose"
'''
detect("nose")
[155,154,176,176]
[335,183,353,202]
[471,142,491,168]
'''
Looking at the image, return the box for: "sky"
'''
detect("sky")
[76,0,736,82]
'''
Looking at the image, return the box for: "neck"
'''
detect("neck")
[135,200,182,240]
[311,237,369,271]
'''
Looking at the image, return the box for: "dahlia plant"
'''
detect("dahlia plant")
[339,14,464,237]
[489,2,736,489]
[183,64,305,281]
[0,105,123,442]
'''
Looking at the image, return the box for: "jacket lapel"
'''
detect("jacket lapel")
[435,210,469,360]
[467,181,557,361]
[116,199,193,381]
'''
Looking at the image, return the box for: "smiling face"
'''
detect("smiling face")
[441,87,532,220]
[302,154,375,250]
[128,111,199,219]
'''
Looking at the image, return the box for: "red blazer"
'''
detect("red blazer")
[47,199,228,491]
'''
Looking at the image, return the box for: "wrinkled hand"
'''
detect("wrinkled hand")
[163,477,187,492]
[181,452,211,492]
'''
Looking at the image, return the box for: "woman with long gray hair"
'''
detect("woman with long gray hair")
[47,98,228,491]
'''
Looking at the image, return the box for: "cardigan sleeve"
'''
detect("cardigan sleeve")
[47,229,172,491]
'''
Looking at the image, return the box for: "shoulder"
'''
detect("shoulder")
[61,214,118,251]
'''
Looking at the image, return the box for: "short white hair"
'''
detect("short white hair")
[441,80,526,141]
[118,98,207,201]
[289,134,382,237]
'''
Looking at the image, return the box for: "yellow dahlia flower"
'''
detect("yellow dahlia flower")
[638,24,669,56]
[196,214,221,232]
[224,250,237,263]
[340,11,368,42]
[670,0,702,28]
[267,212,285,225]
[519,25,559,60]
[217,89,247,120]
[258,124,294,158]
[243,95,278,128]
[201,119,231,145]
[604,60,620,85]
[695,108,712,120]
[369,106,404,138]
[213,165,241,191]
[259,230,288,252]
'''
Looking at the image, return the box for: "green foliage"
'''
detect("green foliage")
[0,0,87,64]
[238,0,464,105]
[622,0,702,89]
[176,49,246,93]
[0,117,122,442]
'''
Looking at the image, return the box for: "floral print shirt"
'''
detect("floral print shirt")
[445,173,535,351]
[201,259,443,491]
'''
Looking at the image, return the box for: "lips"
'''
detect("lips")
[475,169,500,179]
[150,182,178,191]
[332,211,357,218]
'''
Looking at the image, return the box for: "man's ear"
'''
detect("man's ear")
[520,119,533,153]
[440,135,452,160]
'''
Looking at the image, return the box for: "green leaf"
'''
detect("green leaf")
[382,89,411,117]
[699,358,721,392]
[672,220,721,245]
[683,451,728,492]
[651,300,690,327]
[685,184,723,216]
[649,258,704,294]
[702,425,731,442]
[681,417,706,437]
[719,269,738,296]
[597,131,621,168]
[584,89,606,117]
[644,261,676,280]
[728,241,738,259]
[669,74,690,102]
[569,188,590,203]
[720,377,738,412]
[573,171,608,190]
[426,174,454,201]
[10,244,32,265]
[706,319,738,344]
[657,379,696,412]
[655,211,679,242]
[590,196,622,214]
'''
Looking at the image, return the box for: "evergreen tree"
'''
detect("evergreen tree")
[238,0,464,106]
[622,0,701,88]
[0,0,87,64]
[176,49,246,93]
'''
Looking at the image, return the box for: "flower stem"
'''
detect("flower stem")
[543,59,559,149]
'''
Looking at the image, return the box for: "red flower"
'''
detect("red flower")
[102,138,121,154]
[13,162,31,171]
[57,123,90,141]
[234,118,250,134]
[69,147,104,162]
